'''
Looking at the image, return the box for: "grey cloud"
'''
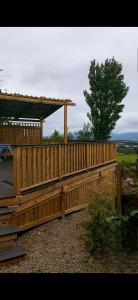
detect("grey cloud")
[0,27,138,135]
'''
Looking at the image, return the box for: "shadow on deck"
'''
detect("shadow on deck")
[0,159,14,199]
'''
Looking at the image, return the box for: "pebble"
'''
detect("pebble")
[0,210,138,273]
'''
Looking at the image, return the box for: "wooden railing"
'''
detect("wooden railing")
[0,124,41,145]
[42,139,94,144]
[42,139,64,144]
[13,142,117,195]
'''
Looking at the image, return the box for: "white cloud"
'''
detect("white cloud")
[0,27,138,135]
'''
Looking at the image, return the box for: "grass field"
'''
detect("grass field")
[117,153,137,164]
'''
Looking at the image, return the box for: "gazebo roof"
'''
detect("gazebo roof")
[0,93,75,121]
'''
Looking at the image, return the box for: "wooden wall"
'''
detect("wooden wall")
[10,162,118,231]
[0,124,41,145]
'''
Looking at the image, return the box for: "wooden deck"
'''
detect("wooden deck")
[0,142,119,240]
[0,142,117,199]
[0,159,14,199]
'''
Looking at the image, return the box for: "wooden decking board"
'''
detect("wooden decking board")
[2,180,13,186]
[0,207,15,215]
[0,159,15,199]
[0,246,26,262]
[0,225,20,236]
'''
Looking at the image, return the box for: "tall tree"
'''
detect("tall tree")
[83,57,129,141]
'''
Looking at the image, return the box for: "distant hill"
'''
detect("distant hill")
[111,132,138,141]
[44,132,138,141]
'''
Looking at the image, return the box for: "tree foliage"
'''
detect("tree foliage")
[75,122,93,141]
[68,131,74,140]
[50,129,75,140]
[83,57,129,141]
[50,130,63,140]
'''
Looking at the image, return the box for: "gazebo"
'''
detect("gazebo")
[0,93,75,145]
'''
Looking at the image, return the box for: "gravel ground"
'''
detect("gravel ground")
[0,209,138,273]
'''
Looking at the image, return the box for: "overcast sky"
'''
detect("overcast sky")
[0,27,138,136]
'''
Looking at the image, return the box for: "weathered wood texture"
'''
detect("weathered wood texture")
[0,123,41,145]
[13,142,117,195]
[10,163,118,231]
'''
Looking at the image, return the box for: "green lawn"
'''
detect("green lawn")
[117,153,137,164]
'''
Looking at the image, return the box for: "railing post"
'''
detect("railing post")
[86,144,90,170]
[40,120,45,144]
[13,147,21,196]
[58,144,62,179]
[61,187,66,219]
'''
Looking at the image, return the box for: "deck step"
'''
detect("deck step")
[0,225,20,237]
[0,207,15,215]
[0,238,16,249]
[0,246,26,262]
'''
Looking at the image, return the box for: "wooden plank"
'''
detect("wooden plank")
[50,146,54,180]
[27,147,32,187]
[58,145,62,178]
[13,147,17,195]
[0,234,17,244]
[65,203,87,214]
[0,246,26,261]
[0,239,16,249]
[42,147,46,182]
[0,93,75,106]
[19,212,62,231]
[37,147,41,184]
[16,148,21,196]
[21,148,26,188]
[32,147,37,184]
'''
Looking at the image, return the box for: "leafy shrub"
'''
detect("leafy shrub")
[119,159,138,174]
[85,196,138,254]
[85,196,117,253]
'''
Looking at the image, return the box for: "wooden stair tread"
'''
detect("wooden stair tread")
[0,207,15,215]
[0,225,20,236]
[0,246,26,262]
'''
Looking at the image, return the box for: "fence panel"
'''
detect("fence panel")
[13,142,117,195]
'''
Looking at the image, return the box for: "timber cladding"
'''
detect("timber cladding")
[0,124,41,145]
[10,162,117,231]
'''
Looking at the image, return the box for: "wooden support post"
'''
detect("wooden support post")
[61,188,66,219]
[40,120,44,144]
[13,147,21,196]
[58,144,62,179]
[86,144,90,171]
[64,105,67,144]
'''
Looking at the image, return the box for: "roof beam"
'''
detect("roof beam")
[0,94,75,106]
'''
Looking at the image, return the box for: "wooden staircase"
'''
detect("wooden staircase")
[0,207,26,262]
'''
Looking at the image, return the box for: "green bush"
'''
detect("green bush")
[85,196,117,253]
[85,196,138,254]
